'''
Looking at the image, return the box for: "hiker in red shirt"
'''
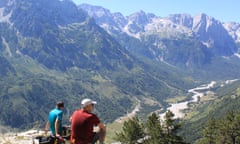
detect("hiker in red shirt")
[70,98,106,144]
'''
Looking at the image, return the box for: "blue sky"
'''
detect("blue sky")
[72,0,240,23]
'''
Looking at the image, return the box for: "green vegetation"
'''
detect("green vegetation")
[114,111,188,144]
[115,117,145,144]
[197,111,240,144]
[105,122,123,143]
[0,15,197,129]
[0,19,193,129]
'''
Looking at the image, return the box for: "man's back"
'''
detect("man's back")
[49,108,63,135]
[71,109,100,144]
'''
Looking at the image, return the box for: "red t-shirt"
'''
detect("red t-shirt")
[70,109,100,144]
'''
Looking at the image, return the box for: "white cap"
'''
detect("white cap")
[81,98,97,108]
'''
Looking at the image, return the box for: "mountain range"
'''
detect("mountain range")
[80,4,240,59]
[0,1,240,140]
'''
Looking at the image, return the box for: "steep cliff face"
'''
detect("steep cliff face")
[192,13,237,56]
[168,14,193,28]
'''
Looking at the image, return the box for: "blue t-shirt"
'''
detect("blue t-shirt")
[48,108,63,135]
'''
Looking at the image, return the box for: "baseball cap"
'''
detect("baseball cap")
[81,98,97,108]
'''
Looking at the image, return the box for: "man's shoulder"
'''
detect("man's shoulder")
[71,109,81,116]
[73,109,82,113]
[50,108,63,114]
[72,109,97,117]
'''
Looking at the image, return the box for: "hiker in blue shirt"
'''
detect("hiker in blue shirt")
[45,101,64,137]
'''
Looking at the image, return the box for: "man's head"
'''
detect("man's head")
[81,98,97,112]
[56,101,64,109]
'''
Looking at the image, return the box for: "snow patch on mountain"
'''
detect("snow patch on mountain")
[223,22,240,43]
[234,53,240,58]
[0,8,12,23]
[122,21,140,38]
[145,17,193,37]
[2,37,12,57]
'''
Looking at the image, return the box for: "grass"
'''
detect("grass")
[165,95,187,103]
[14,136,24,140]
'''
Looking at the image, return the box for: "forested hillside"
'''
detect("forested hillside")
[0,0,193,129]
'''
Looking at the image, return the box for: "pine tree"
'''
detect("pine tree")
[114,116,145,144]
[114,111,188,144]
[197,111,240,144]
[218,111,240,144]
[145,112,165,144]
[196,117,218,144]
[163,110,187,144]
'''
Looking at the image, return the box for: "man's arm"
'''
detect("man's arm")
[97,122,106,142]
[98,123,106,131]
[45,121,50,134]
[55,118,60,136]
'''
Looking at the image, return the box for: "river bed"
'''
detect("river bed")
[160,81,217,119]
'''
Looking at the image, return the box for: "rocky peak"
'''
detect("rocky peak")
[168,14,193,28]
[79,4,127,35]
[124,11,156,35]
[127,10,156,26]
[6,0,87,37]
[112,12,127,27]
[79,3,112,18]
[192,13,217,35]
[79,4,237,56]
[192,13,237,55]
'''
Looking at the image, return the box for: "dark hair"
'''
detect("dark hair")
[56,101,64,108]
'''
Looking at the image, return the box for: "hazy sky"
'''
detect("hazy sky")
[72,0,240,23]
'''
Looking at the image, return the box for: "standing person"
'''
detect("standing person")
[70,98,106,144]
[45,101,65,138]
